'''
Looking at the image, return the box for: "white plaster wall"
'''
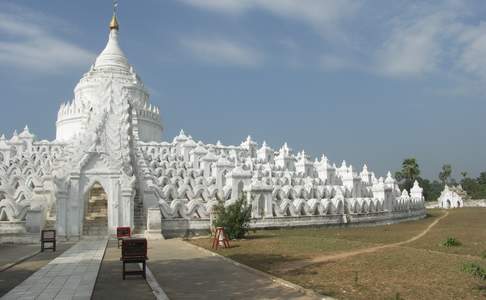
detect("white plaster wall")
[56,116,86,141]
[137,118,163,142]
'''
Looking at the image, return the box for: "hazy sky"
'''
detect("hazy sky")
[0,0,485,179]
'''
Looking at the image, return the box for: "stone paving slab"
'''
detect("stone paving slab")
[0,243,74,297]
[146,239,320,300]
[2,239,107,300]
[91,240,155,300]
[0,244,39,271]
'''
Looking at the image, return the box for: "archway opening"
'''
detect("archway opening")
[83,182,108,236]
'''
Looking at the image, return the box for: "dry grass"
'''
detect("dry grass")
[409,208,486,257]
[190,210,443,261]
[283,247,486,300]
[188,208,486,299]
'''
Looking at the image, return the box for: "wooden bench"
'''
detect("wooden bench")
[116,227,131,248]
[120,238,148,280]
[41,230,56,252]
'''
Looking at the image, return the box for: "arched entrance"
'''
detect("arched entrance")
[83,182,108,236]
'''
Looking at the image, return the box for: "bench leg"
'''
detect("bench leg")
[53,241,56,252]
[123,262,126,280]
[41,242,44,252]
[143,261,146,279]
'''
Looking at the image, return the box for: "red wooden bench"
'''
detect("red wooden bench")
[120,238,148,280]
[116,227,131,248]
[41,230,56,252]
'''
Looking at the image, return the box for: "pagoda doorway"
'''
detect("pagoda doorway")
[83,182,108,236]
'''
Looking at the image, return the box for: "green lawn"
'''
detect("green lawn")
[189,208,486,299]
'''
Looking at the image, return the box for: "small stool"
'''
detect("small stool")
[212,227,230,249]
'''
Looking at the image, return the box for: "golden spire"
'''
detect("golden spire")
[109,0,119,30]
[110,14,119,30]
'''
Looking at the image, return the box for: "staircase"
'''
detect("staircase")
[44,219,56,230]
[83,183,108,236]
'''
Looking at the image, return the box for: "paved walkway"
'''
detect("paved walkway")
[0,243,73,297]
[2,239,107,300]
[92,240,155,300]
[0,244,39,272]
[147,239,320,300]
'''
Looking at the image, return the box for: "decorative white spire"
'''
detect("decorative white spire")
[110,1,119,30]
[94,4,129,71]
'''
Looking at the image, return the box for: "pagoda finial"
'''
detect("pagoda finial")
[110,0,119,30]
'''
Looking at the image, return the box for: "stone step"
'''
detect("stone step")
[84,224,107,228]
[84,230,107,234]
[87,212,107,217]
[83,229,108,235]
[87,203,107,208]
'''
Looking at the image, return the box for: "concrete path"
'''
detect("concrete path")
[0,244,39,272]
[147,239,320,300]
[92,240,155,300]
[0,243,73,297]
[2,239,107,300]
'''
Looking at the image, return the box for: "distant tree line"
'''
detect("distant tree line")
[395,158,486,201]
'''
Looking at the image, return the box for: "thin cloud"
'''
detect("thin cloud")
[375,12,447,77]
[180,0,486,89]
[180,36,262,67]
[0,4,95,73]
[457,22,486,80]
[178,0,361,41]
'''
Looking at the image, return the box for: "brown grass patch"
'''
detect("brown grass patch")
[283,247,486,300]
[188,208,486,299]
[408,208,486,257]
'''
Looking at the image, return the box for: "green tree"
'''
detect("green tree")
[395,158,420,192]
[460,171,468,179]
[417,177,443,202]
[212,196,251,240]
[461,171,486,199]
[478,172,486,185]
[438,164,452,185]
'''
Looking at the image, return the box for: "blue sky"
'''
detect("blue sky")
[0,0,485,179]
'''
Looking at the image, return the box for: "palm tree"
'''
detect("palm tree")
[396,158,420,191]
[439,164,452,185]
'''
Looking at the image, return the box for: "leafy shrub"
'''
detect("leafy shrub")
[441,237,461,247]
[212,197,251,240]
[481,251,486,260]
[462,262,486,280]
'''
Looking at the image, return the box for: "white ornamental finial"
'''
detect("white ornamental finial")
[113,0,119,15]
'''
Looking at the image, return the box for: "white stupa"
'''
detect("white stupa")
[0,10,425,241]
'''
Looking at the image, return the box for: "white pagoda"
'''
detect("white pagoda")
[0,12,425,241]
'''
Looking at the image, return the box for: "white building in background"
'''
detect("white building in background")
[0,12,425,241]
[438,186,464,209]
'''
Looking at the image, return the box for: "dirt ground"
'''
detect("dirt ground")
[190,208,486,299]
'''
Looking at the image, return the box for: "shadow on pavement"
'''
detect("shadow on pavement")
[0,242,74,297]
[92,240,154,300]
